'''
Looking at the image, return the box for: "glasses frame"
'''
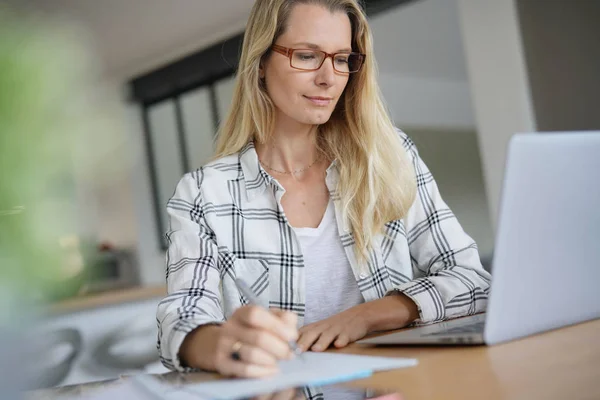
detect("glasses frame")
[271,44,366,74]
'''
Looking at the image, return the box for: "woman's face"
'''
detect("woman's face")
[262,4,352,129]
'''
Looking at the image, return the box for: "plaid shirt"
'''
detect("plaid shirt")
[157,130,491,375]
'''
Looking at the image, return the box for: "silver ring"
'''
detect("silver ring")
[230,340,242,361]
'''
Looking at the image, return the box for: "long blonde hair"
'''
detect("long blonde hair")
[214,0,416,263]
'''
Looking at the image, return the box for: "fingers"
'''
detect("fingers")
[298,323,351,352]
[214,336,279,378]
[297,327,322,352]
[310,329,338,352]
[235,306,298,343]
[240,325,294,360]
[237,341,278,366]
[215,306,301,378]
[219,324,291,363]
[271,309,298,329]
[334,333,350,348]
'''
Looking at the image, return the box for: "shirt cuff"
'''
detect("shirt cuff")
[387,277,445,324]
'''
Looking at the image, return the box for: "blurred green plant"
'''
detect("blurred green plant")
[0,7,122,313]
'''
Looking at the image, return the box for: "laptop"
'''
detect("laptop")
[359,131,600,346]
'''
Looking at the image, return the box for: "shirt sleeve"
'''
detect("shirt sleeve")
[156,169,225,372]
[390,132,492,323]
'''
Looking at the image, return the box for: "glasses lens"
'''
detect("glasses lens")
[346,53,364,73]
[291,50,324,70]
[333,53,364,73]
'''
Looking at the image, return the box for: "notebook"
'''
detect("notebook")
[124,352,417,400]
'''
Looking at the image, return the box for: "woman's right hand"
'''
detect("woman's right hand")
[180,305,299,378]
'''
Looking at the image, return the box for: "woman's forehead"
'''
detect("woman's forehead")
[279,4,352,50]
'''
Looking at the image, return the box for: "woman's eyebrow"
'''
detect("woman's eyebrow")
[292,42,353,52]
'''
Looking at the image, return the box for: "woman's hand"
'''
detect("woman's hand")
[297,293,419,352]
[297,305,369,352]
[180,306,298,378]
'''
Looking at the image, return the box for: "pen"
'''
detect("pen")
[235,278,304,359]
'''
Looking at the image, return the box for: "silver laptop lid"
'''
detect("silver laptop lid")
[484,132,600,344]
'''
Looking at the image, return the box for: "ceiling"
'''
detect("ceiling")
[16,0,254,79]
[13,0,467,81]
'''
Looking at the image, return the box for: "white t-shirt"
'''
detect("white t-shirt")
[293,200,365,325]
[293,200,366,400]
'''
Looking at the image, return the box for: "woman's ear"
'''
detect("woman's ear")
[259,63,265,79]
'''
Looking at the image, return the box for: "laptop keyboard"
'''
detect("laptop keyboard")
[424,320,486,336]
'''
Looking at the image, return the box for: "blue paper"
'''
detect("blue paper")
[130,352,417,400]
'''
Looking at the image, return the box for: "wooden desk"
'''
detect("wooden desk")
[29,318,600,399]
[343,318,600,399]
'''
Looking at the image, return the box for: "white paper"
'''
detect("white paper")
[75,379,207,400]
[131,352,417,400]
[74,381,163,400]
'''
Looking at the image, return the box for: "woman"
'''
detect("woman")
[158,0,490,383]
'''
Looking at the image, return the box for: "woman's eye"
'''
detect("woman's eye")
[298,53,316,60]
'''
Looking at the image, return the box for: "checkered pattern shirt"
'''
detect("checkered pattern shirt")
[157,129,491,375]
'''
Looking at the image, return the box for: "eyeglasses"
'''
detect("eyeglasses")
[271,44,365,74]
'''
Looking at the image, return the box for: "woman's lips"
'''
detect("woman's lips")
[304,96,333,106]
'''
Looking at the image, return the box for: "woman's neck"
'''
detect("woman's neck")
[256,124,321,177]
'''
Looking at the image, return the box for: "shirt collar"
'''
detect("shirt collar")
[239,141,275,202]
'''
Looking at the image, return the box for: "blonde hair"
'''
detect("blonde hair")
[214,0,416,264]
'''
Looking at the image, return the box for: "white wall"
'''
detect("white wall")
[69,78,140,250]
[457,0,537,227]
[379,73,474,129]
[370,0,475,128]
[65,75,166,285]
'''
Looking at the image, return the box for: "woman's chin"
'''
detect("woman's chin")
[301,111,333,125]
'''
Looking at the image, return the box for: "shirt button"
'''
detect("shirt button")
[359,272,368,279]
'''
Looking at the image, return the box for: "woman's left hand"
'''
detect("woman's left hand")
[297,305,370,352]
[297,294,420,352]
